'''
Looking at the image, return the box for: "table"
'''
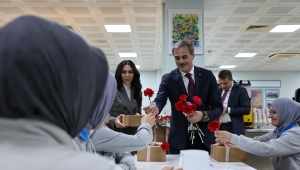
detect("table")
[135,155,256,170]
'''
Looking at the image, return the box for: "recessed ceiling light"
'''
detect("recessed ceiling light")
[269,25,300,33]
[235,53,257,57]
[219,65,236,68]
[118,53,137,57]
[104,25,131,32]
[135,65,140,69]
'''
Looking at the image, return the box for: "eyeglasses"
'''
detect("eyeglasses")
[269,110,277,116]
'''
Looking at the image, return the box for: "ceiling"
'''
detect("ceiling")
[1,0,300,71]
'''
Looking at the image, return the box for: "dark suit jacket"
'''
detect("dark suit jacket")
[221,84,250,135]
[108,85,141,135]
[154,66,223,150]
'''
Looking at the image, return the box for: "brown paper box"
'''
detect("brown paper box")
[152,134,165,142]
[152,126,166,134]
[210,144,247,162]
[137,146,166,162]
[152,126,169,142]
[121,115,142,127]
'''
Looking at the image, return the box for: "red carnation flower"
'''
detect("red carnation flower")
[144,88,154,97]
[179,94,188,101]
[208,120,220,132]
[193,96,202,105]
[175,101,183,111]
[183,103,193,115]
[161,141,170,151]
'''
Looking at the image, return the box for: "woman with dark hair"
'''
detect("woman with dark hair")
[108,60,143,135]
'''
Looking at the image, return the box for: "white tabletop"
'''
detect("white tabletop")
[135,155,256,170]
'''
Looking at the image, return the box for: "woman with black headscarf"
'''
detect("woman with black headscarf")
[0,15,121,170]
[215,97,300,170]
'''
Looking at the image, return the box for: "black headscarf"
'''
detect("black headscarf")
[0,15,108,138]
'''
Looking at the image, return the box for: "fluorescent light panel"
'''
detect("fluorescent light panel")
[118,53,137,57]
[219,65,236,68]
[104,25,131,32]
[269,25,300,33]
[135,65,140,69]
[235,53,257,57]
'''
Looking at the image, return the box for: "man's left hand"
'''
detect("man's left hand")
[186,111,203,123]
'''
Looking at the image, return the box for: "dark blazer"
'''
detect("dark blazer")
[108,85,141,135]
[221,84,250,135]
[154,66,223,150]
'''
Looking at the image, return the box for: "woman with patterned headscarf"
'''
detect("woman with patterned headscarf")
[215,97,300,170]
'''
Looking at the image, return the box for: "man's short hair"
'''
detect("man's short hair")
[218,70,233,80]
[172,40,194,55]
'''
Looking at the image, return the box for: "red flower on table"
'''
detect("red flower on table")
[160,141,170,151]
[208,120,221,132]
[155,115,171,127]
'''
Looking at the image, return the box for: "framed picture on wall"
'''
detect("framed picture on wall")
[265,89,280,101]
[251,89,263,109]
[168,9,203,54]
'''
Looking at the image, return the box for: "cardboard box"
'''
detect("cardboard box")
[210,144,247,162]
[137,146,166,162]
[152,126,169,142]
[121,115,143,127]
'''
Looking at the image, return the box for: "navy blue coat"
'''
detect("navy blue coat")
[221,84,250,135]
[154,66,223,150]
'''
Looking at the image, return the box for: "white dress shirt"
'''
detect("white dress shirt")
[220,81,234,123]
[123,83,131,100]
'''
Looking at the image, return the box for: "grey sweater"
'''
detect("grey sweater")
[230,126,300,170]
[90,123,153,170]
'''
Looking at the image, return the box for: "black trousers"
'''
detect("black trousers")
[220,122,233,133]
[170,131,210,154]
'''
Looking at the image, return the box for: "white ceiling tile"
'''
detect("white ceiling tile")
[80,26,100,31]
[115,39,131,43]
[47,17,66,24]
[139,39,155,43]
[206,45,223,48]
[0,7,24,14]
[214,33,234,38]
[204,5,232,15]
[117,45,132,48]
[228,45,244,48]
[91,40,108,43]
[281,39,299,44]
[96,0,121,2]
[112,33,130,38]
[232,6,260,14]
[23,0,48,3]
[140,44,155,48]
[74,17,96,24]
[137,26,155,31]
[86,33,104,38]
[135,17,156,23]
[59,0,84,3]
[138,33,155,37]
[265,6,295,14]
[278,0,300,2]
[134,7,156,14]
[272,45,290,48]
[250,45,268,48]
[204,26,213,32]
[104,17,126,23]
[210,39,227,43]
[225,17,250,23]
[204,17,218,23]
[285,17,300,23]
[256,17,280,23]
[239,33,259,38]
[219,26,241,31]
[99,7,123,14]
[257,39,274,44]
[0,0,12,2]
[204,0,236,4]
[241,0,267,2]
[265,34,285,38]
[65,7,90,14]
[132,0,157,3]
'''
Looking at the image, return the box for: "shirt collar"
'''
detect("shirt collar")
[180,66,194,78]
[273,123,298,137]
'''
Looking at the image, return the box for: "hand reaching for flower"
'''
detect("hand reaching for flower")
[214,130,232,143]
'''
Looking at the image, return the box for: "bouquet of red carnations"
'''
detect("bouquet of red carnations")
[175,94,204,144]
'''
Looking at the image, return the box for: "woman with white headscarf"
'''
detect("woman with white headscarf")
[0,15,121,170]
[215,97,300,170]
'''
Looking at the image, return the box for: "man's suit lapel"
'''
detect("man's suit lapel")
[194,66,203,96]
[174,69,188,95]
[118,85,135,114]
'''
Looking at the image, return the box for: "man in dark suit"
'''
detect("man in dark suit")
[218,70,250,135]
[144,40,222,154]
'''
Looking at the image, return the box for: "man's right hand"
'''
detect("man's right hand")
[143,105,159,116]
[115,114,126,128]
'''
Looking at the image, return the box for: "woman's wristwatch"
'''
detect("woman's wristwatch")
[202,111,209,122]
